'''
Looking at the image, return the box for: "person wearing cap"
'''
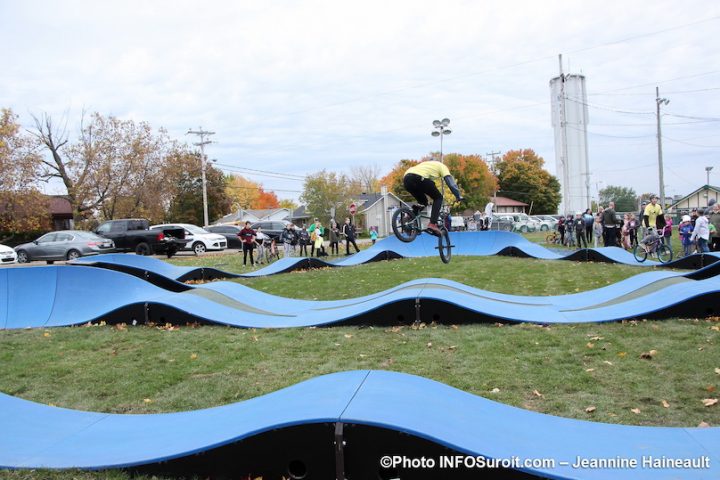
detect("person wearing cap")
[679,215,694,257]
[643,195,664,231]
[403,160,464,235]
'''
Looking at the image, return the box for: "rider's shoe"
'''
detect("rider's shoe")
[425,223,442,236]
[412,204,424,216]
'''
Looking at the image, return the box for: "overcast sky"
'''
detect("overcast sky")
[2,1,718,203]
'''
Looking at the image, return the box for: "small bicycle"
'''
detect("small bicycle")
[391,203,454,263]
[632,232,673,264]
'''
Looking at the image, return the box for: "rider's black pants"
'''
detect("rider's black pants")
[404,173,443,224]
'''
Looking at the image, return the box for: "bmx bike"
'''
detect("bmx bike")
[391,203,454,264]
[632,233,673,264]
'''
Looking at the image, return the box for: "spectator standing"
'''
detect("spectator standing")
[308,218,319,256]
[678,215,694,257]
[564,214,576,247]
[298,226,310,256]
[709,201,720,251]
[473,210,482,230]
[239,221,256,266]
[661,214,673,252]
[342,217,360,255]
[627,213,639,247]
[621,213,632,250]
[583,208,594,242]
[603,202,619,247]
[575,212,587,248]
[311,220,326,257]
[280,223,296,258]
[690,208,710,253]
[637,201,648,238]
[592,215,603,248]
[254,226,268,264]
[557,216,566,245]
[329,220,340,255]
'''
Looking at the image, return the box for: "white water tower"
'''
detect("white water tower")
[550,69,590,215]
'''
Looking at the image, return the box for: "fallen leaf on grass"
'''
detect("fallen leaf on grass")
[698,421,711,428]
[640,349,657,360]
[43,332,51,338]
[603,361,614,366]
[379,358,394,368]
[490,388,500,394]
[617,352,626,358]
[532,389,543,398]
[426,342,433,348]
[661,400,670,408]
[631,408,641,414]
[585,406,596,413]
[586,342,594,349]
[344,334,353,339]
[143,398,153,404]
[708,386,716,393]
[715,368,720,375]
[702,399,718,407]
[450,325,459,330]
[585,368,595,372]
[190,353,198,360]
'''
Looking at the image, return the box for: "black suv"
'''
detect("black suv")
[250,221,291,240]
[205,225,243,249]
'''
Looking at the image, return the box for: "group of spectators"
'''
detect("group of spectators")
[236,217,362,266]
[555,196,720,255]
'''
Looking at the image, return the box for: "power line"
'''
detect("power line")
[663,136,720,148]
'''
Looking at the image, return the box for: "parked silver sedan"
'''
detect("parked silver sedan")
[15,230,115,264]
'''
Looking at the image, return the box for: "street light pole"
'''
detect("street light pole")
[655,87,669,207]
[431,118,451,163]
[186,127,216,227]
[706,166,714,186]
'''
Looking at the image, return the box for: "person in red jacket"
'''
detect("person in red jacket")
[239,221,256,266]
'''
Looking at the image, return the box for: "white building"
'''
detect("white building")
[550,73,590,214]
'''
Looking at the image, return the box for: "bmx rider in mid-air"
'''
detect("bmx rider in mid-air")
[402,160,463,235]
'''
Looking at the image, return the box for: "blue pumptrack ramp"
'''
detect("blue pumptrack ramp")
[2,264,720,329]
[0,370,718,479]
[71,231,720,282]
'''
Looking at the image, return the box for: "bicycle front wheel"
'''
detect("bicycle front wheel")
[657,244,673,264]
[438,227,452,264]
[633,245,648,263]
[392,207,418,243]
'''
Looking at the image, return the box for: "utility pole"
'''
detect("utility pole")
[186,127,215,227]
[558,54,570,215]
[485,150,501,174]
[486,151,501,206]
[655,87,669,208]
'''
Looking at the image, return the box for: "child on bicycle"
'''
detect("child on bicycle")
[403,160,463,235]
[639,227,661,253]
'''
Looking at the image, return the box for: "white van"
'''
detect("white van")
[450,216,466,231]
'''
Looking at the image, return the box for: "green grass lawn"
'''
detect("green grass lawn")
[1,253,718,479]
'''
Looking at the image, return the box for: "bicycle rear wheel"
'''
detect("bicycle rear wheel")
[392,207,418,243]
[633,245,648,263]
[438,226,452,264]
[657,244,673,264]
